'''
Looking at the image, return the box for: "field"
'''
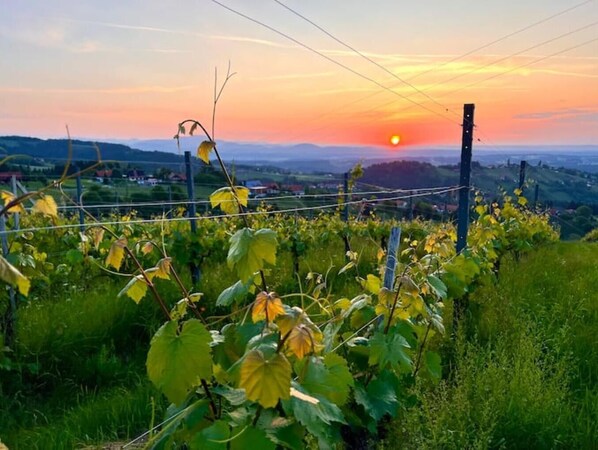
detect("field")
[0,192,595,449]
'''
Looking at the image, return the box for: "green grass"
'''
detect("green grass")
[386,242,598,449]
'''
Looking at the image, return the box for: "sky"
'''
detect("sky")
[1,0,597,149]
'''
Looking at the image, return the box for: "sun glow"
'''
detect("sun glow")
[390,135,401,146]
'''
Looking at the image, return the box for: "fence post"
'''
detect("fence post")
[534,183,539,207]
[11,176,19,230]
[456,103,475,254]
[377,226,401,326]
[519,160,527,190]
[0,216,17,347]
[343,172,350,223]
[408,191,414,220]
[75,168,85,232]
[184,151,200,285]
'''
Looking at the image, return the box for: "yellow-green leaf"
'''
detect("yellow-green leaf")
[197,140,216,164]
[364,274,381,294]
[106,237,127,270]
[1,191,24,214]
[240,350,291,408]
[32,195,57,218]
[118,275,148,304]
[0,255,30,296]
[89,227,105,250]
[227,228,277,282]
[286,325,316,359]
[154,257,172,280]
[252,291,285,323]
[210,186,249,215]
[518,196,528,206]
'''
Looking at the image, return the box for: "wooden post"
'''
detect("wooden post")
[184,151,200,285]
[383,227,402,290]
[11,176,19,230]
[0,217,17,346]
[75,168,85,232]
[534,183,539,206]
[343,172,350,223]
[456,103,475,254]
[377,226,401,326]
[519,160,527,190]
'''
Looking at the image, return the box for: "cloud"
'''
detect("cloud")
[514,108,598,121]
[0,85,199,95]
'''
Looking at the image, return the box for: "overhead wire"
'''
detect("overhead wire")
[262,0,596,143]
[209,0,460,126]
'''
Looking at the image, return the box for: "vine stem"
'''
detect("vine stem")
[412,322,432,379]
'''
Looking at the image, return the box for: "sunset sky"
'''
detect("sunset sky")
[1,0,597,148]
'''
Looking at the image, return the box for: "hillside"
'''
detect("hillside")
[362,160,598,208]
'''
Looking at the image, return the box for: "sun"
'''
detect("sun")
[390,135,401,146]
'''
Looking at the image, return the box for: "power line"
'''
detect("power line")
[407,0,596,82]
[263,0,596,143]
[210,0,460,126]
[272,0,457,118]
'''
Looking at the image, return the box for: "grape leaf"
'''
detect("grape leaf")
[296,355,353,406]
[154,257,172,280]
[0,255,30,296]
[425,351,442,380]
[216,280,249,307]
[1,191,24,213]
[427,275,447,300]
[147,319,213,405]
[106,237,127,270]
[197,140,216,164]
[239,350,291,408]
[354,371,400,421]
[230,426,275,450]
[227,228,277,283]
[369,331,412,371]
[32,195,57,218]
[252,291,285,323]
[210,186,249,215]
[282,382,345,449]
[118,274,148,303]
[190,420,230,450]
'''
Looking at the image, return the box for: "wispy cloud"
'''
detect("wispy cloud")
[0,85,198,94]
[514,107,598,121]
[252,71,336,81]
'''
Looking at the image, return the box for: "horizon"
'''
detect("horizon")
[1,1,597,147]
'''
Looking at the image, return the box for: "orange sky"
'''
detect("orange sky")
[1,1,597,147]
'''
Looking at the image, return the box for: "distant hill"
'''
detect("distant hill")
[362,160,598,208]
[0,136,185,167]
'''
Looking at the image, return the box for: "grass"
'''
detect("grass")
[385,242,598,449]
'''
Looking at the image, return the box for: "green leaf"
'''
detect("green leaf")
[65,249,84,265]
[216,280,249,307]
[369,331,412,371]
[230,426,276,450]
[190,420,230,450]
[425,351,442,380]
[147,319,213,405]
[0,254,30,296]
[427,274,447,300]
[282,383,345,450]
[227,228,277,283]
[354,371,400,421]
[296,355,353,406]
[239,350,291,408]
